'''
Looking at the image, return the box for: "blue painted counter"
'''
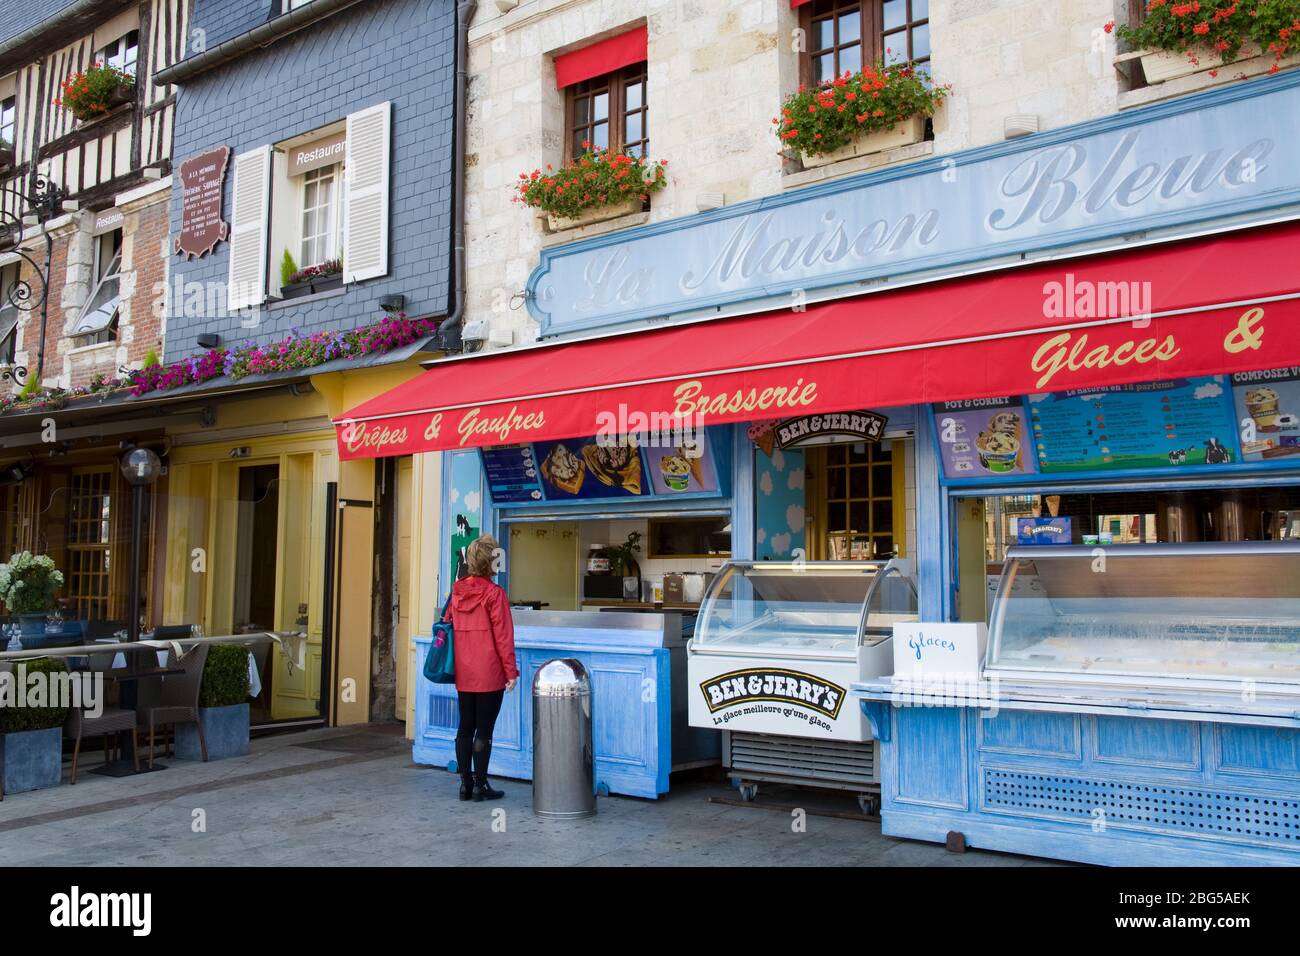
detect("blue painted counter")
[413,609,718,798]
[854,681,1300,866]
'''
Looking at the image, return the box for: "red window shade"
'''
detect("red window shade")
[555,25,648,89]
[791,0,815,7]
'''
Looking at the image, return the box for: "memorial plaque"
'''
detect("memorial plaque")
[174,145,231,259]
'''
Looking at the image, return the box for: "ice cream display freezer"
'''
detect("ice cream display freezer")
[853,542,1300,865]
[687,559,917,812]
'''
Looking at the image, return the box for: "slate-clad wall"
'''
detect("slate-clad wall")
[165,0,455,361]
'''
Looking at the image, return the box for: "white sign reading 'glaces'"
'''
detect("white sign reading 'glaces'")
[893,622,988,679]
[528,78,1297,336]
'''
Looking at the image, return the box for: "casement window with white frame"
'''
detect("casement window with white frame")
[98,29,139,76]
[0,260,20,364]
[226,102,391,312]
[68,228,123,347]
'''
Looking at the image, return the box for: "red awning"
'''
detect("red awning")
[554,26,648,89]
[335,221,1300,460]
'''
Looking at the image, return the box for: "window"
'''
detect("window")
[299,164,341,268]
[565,62,648,161]
[66,468,113,621]
[821,441,896,560]
[0,261,18,364]
[227,102,390,312]
[69,228,121,346]
[99,29,139,77]
[802,0,931,85]
[0,96,14,150]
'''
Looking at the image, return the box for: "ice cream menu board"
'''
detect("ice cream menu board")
[647,437,720,496]
[533,438,648,500]
[1028,376,1237,473]
[484,434,722,504]
[933,397,1037,478]
[1233,367,1300,461]
[481,444,545,503]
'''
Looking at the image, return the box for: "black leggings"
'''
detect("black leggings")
[456,689,504,779]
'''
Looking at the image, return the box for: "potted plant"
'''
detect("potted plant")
[175,643,251,761]
[281,257,344,298]
[776,62,950,170]
[0,138,13,170]
[515,144,668,231]
[0,552,65,641]
[278,250,310,299]
[603,531,643,600]
[1111,0,1298,84]
[0,657,70,798]
[53,63,135,123]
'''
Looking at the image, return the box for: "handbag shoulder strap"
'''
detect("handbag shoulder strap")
[440,594,454,622]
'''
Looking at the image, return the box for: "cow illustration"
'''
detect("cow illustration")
[1204,437,1231,465]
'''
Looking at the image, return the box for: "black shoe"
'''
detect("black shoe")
[458,776,474,801]
[472,778,504,801]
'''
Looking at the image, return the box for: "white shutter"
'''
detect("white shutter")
[227,145,271,312]
[343,101,391,283]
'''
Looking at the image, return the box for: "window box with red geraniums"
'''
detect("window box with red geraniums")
[515,143,668,232]
[1110,0,1300,85]
[776,63,950,171]
[53,63,135,123]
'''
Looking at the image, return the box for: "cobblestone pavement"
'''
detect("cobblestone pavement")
[0,725,1062,867]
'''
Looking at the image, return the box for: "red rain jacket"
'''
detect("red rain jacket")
[445,576,519,692]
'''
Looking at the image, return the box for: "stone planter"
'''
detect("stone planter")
[800,114,927,169]
[1140,43,1259,83]
[18,612,49,639]
[174,703,248,761]
[547,197,643,232]
[0,727,63,798]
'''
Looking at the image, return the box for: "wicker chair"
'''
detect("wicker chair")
[137,642,209,767]
[63,669,139,783]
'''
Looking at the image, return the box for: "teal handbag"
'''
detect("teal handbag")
[423,597,456,684]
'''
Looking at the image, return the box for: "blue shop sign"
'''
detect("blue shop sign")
[1016,517,1072,545]
[528,74,1300,337]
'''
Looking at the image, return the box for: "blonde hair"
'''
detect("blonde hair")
[465,533,500,578]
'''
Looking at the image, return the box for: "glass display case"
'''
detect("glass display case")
[693,560,918,657]
[987,542,1300,687]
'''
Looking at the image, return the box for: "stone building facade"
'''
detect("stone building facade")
[461,0,1292,348]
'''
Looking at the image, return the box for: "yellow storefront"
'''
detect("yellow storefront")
[159,361,440,728]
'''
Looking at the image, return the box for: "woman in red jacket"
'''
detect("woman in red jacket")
[445,534,518,801]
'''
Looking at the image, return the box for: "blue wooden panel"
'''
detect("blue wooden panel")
[413,634,672,798]
[874,701,1300,864]
[1092,715,1201,771]
[1216,724,1300,780]
[894,706,967,810]
[978,710,1080,759]
[589,663,651,764]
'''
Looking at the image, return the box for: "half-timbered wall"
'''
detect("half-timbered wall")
[4,0,185,204]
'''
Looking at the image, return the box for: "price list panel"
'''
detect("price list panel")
[481,445,545,503]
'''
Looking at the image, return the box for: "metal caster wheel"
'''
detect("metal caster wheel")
[737,782,759,802]
[857,794,880,816]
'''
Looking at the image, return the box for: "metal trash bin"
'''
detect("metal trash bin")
[532,658,596,819]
